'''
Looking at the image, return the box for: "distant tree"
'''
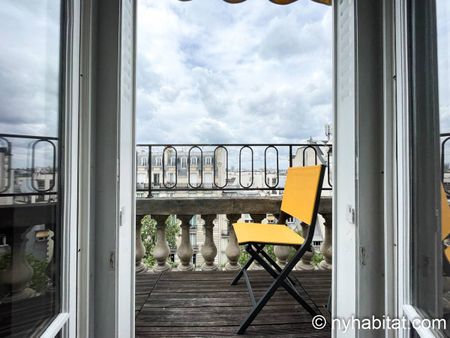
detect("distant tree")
[238,245,278,266]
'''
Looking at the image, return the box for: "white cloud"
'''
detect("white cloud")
[0,1,61,137]
[136,0,333,145]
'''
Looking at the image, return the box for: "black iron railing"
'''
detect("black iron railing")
[136,143,332,197]
[0,133,58,198]
[442,133,450,194]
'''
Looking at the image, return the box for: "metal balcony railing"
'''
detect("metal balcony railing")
[136,143,333,197]
[0,133,59,199]
[441,133,450,194]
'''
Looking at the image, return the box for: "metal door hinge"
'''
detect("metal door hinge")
[109,251,115,270]
[119,207,124,227]
[360,247,366,266]
[346,204,355,224]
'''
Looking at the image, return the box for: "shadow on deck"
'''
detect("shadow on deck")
[135,270,331,337]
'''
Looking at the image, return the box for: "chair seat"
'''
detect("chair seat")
[233,222,305,246]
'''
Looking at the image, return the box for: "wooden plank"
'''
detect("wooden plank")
[136,323,330,337]
[135,270,331,337]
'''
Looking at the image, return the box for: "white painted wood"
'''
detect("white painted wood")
[117,0,136,336]
[382,2,398,337]
[333,0,357,337]
[61,1,81,336]
[394,1,412,337]
[92,0,135,336]
[403,305,439,338]
[40,313,70,338]
[395,0,442,336]
[354,3,386,336]
[39,1,82,337]
[77,0,95,336]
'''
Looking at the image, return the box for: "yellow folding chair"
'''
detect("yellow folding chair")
[231,165,326,334]
[441,185,450,275]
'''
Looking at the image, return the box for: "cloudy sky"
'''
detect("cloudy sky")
[0,0,448,145]
[0,1,60,169]
[136,0,333,145]
[0,1,60,138]
[437,0,450,132]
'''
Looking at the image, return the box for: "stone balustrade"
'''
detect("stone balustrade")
[0,204,57,302]
[135,196,332,273]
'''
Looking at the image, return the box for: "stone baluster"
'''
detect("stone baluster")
[201,215,218,271]
[136,215,147,274]
[45,229,55,288]
[274,245,291,268]
[177,215,194,271]
[152,215,171,272]
[225,214,241,271]
[295,222,315,271]
[249,214,266,270]
[0,228,36,301]
[318,212,332,270]
[271,215,291,268]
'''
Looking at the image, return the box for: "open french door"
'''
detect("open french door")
[0,0,81,337]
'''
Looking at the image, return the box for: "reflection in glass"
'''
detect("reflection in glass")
[0,1,62,336]
[438,0,450,334]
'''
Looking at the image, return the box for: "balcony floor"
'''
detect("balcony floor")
[135,270,331,337]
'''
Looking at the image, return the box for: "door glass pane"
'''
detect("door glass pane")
[0,1,63,336]
[438,0,450,333]
[410,0,450,334]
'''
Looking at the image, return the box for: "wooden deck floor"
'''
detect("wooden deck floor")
[135,270,331,337]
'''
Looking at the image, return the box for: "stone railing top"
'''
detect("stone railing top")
[0,203,57,230]
[136,195,331,216]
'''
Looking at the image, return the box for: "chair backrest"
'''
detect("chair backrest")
[281,165,325,226]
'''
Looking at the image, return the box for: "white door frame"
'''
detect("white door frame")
[333,1,386,337]
[77,0,136,337]
[394,0,413,336]
[332,0,357,335]
[40,0,81,337]
[395,0,442,337]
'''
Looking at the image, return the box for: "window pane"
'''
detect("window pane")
[438,0,450,333]
[0,1,63,336]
